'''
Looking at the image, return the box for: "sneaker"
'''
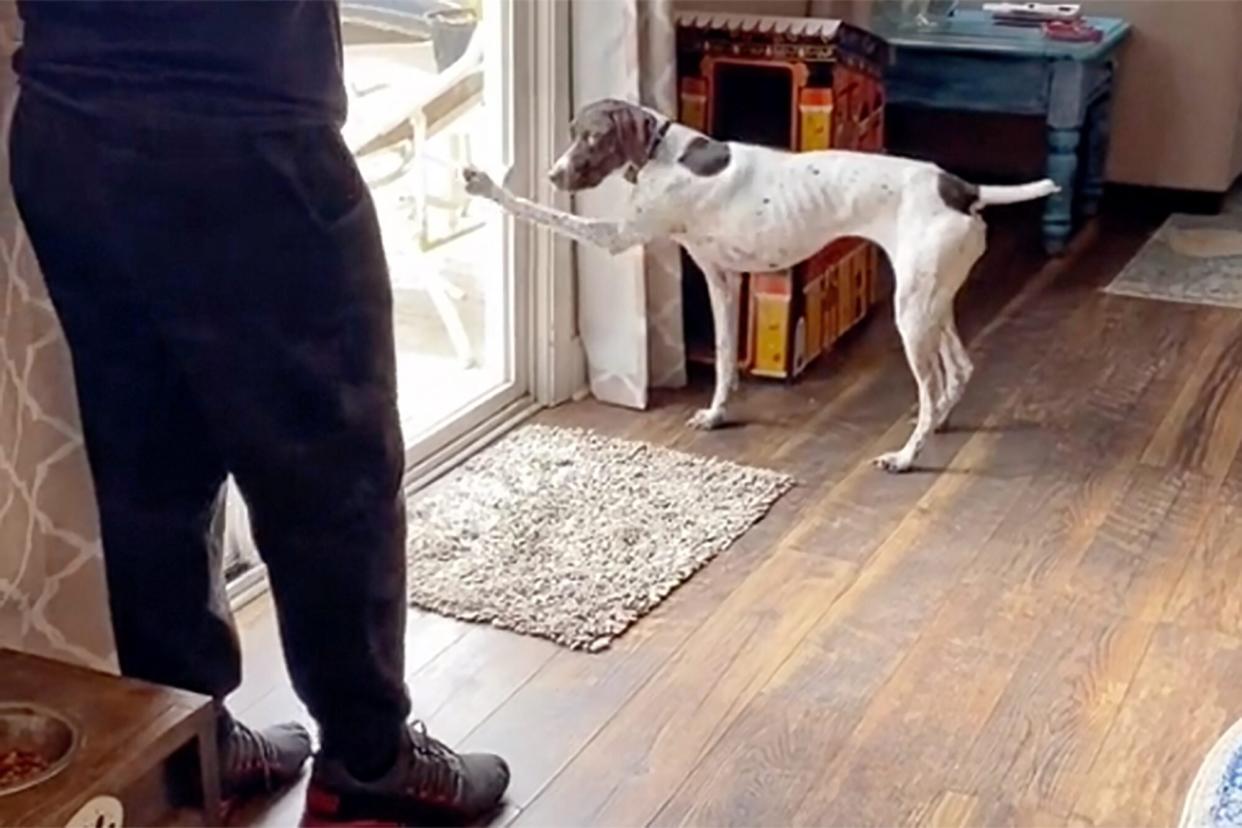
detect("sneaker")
[305,721,510,825]
[221,719,313,800]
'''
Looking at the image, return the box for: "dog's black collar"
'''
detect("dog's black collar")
[625,118,674,184]
[647,118,673,160]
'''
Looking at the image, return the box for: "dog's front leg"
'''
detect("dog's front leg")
[688,263,741,430]
[463,168,648,254]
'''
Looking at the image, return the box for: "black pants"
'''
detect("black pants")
[9,94,410,765]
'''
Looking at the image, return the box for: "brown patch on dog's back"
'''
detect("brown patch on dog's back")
[679,136,731,176]
[937,171,978,214]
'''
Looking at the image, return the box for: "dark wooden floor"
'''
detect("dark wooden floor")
[236,204,1242,828]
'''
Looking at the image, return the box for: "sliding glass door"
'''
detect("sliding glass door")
[341,0,533,476]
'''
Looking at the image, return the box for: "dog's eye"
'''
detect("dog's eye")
[585,135,597,147]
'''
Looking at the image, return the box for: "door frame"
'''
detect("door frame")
[526,0,583,408]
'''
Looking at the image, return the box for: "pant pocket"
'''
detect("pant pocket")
[252,127,371,232]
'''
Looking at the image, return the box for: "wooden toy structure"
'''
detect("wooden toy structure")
[676,12,890,379]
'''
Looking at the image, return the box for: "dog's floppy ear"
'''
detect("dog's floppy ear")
[601,99,659,169]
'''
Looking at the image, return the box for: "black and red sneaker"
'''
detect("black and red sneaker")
[221,719,313,806]
[304,721,509,826]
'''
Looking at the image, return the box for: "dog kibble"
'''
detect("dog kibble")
[0,749,50,788]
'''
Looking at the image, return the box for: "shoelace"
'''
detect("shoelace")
[407,720,463,804]
[225,723,279,793]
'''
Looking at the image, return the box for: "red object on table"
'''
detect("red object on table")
[1042,19,1103,42]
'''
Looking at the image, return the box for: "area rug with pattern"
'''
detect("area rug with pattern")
[405,424,795,651]
[1106,188,1242,308]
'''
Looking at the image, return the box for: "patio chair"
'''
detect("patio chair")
[341,2,483,366]
[342,2,483,250]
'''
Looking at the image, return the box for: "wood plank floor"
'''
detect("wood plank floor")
[236,205,1242,827]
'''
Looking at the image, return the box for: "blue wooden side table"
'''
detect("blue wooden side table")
[872,10,1131,255]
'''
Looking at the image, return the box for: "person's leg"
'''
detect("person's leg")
[123,126,409,766]
[9,95,311,800]
[9,97,239,698]
[97,121,506,821]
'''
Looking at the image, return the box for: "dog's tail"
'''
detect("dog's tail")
[975,179,1060,208]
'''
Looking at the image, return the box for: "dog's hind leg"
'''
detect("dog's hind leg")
[874,249,946,473]
[879,217,985,470]
[931,222,985,431]
[688,260,741,430]
[875,317,942,472]
[909,320,952,428]
[908,219,986,434]
[934,313,973,431]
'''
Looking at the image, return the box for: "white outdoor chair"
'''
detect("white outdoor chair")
[344,28,483,243]
[342,9,484,365]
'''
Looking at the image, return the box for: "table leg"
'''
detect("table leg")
[197,722,223,826]
[1081,92,1113,217]
[1043,125,1080,255]
[1043,58,1092,256]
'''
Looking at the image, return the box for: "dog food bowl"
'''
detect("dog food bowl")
[0,702,79,797]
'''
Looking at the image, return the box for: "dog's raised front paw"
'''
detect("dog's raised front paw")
[872,451,913,474]
[462,166,499,199]
[687,408,725,430]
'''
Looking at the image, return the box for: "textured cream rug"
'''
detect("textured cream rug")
[406,425,795,651]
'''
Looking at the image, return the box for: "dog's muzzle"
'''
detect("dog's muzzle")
[547,160,570,191]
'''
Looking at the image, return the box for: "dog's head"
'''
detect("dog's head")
[548,99,662,191]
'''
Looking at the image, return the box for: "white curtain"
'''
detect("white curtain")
[0,3,117,671]
[571,0,684,409]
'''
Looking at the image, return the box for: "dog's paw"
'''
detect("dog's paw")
[687,408,726,430]
[462,166,499,199]
[872,451,913,474]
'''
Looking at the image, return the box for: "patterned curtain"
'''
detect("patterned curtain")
[572,0,684,409]
[0,3,117,671]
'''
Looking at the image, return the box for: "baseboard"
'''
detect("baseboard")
[402,396,540,492]
[1102,182,1228,216]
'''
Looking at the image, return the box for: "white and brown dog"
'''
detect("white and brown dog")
[463,99,1057,473]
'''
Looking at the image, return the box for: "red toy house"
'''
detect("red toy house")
[676,12,889,379]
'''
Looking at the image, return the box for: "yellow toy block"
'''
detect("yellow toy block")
[798,88,833,152]
[679,77,708,133]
